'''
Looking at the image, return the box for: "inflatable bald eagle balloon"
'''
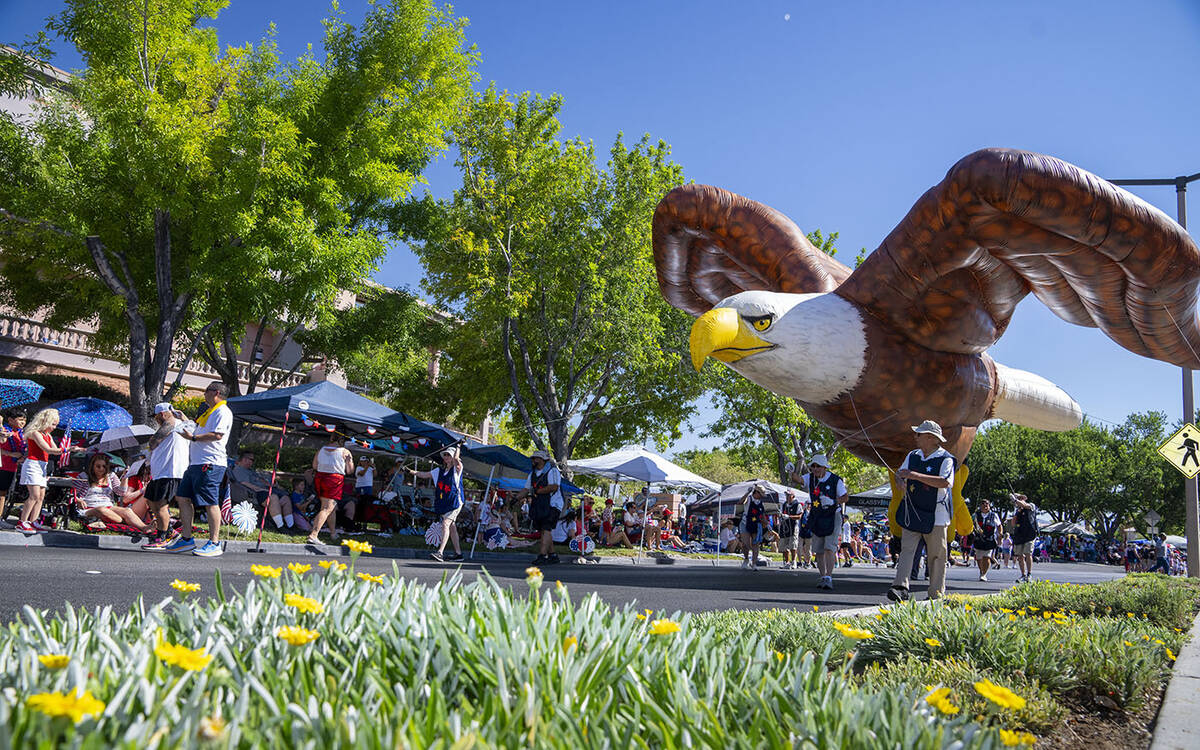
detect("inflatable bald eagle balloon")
[654,149,1200,533]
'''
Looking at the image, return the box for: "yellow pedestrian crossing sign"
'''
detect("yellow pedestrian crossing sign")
[1159,422,1200,479]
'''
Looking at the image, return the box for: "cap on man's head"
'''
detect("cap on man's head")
[153,402,173,415]
[911,420,946,442]
[808,454,830,469]
[605,498,614,505]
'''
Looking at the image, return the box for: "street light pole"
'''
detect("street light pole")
[1109,172,1200,577]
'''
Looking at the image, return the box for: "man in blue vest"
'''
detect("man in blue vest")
[518,450,564,565]
[804,454,848,590]
[887,420,956,602]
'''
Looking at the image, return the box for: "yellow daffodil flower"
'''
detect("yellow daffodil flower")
[250,564,282,579]
[649,619,682,636]
[341,539,373,554]
[998,728,1036,746]
[924,638,942,647]
[317,560,346,572]
[27,689,105,723]
[832,622,875,640]
[563,636,578,653]
[284,593,325,614]
[974,679,1027,710]
[37,654,70,669]
[357,572,384,584]
[170,579,200,593]
[154,633,213,671]
[276,625,321,646]
[287,562,311,575]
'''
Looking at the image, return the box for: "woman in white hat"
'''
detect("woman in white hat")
[409,445,465,561]
[803,454,849,590]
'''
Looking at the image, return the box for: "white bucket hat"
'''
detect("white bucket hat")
[808,454,830,469]
[911,420,946,442]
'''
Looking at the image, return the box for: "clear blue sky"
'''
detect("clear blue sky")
[6,0,1200,453]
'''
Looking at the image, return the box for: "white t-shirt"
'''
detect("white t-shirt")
[189,403,233,466]
[719,528,737,546]
[551,519,574,543]
[150,420,191,480]
[840,520,852,543]
[356,466,374,488]
[316,446,348,474]
[904,447,955,527]
[523,464,564,510]
[799,472,848,507]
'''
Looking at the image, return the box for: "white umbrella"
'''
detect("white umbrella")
[1165,534,1187,546]
[95,424,154,452]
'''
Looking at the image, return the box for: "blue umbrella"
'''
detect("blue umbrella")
[48,398,133,432]
[0,378,44,409]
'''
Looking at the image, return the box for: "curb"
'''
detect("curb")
[1150,609,1200,750]
[0,529,562,565]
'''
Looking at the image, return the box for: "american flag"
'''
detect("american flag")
[219,479,232,524]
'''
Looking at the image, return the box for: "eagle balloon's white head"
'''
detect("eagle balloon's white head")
[689,290,868,404]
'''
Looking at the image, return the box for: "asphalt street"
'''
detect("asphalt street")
[0,544,1128,624]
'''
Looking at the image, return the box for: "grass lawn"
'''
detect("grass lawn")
[1,558,1193,748]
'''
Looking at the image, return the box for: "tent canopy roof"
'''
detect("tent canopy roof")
[226,381,451,442]
[567,445,718,491]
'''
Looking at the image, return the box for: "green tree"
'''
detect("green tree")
[672,447,772,486]
[406,89,704,465]
[0,0,475,419]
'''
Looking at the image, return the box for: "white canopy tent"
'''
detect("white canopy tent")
[568,445,719,491]
[568,445,718,563]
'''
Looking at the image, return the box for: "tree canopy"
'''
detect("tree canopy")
[405,88,704,465]
[0,0,475,418]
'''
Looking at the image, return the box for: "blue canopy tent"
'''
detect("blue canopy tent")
[460,444,584,493]
[225,380,461,549]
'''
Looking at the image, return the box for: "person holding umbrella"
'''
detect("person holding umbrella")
[16,408,83,533]
[0,408,28,529]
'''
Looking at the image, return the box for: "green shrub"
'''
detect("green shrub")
[0,567,1004,749]
[858,654,1061,734]
[977,574,1200,629]
[236,442,316,474]
[852,600,1182,710]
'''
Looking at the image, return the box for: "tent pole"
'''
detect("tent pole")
[470,465,496,560]
[636,484,651,564]
[253,409,290,553]
[715,493,721,567]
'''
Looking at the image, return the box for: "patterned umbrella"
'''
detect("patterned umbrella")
[49,398,133,432]
[0,378,44,409]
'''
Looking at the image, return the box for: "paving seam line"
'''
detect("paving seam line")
[1149,609,1200,750]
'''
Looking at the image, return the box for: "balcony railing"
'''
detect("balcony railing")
[0,313,308,390]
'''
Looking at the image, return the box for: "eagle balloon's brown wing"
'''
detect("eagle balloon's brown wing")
[653,184,853,315]
[838,148,1200,367]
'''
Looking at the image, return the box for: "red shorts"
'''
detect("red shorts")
[314,472,344,500]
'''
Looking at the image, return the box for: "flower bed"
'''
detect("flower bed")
[0,564,1193,748]
[696,574,1199,745]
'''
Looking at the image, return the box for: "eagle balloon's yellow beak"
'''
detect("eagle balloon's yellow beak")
[689,307,774,371]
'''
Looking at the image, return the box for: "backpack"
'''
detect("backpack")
[1014,507,1038,544]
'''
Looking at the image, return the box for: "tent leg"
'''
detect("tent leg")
[251,410,290,553]
[715,497,721,567]
[470,466,496,560]
[636,488,652,564]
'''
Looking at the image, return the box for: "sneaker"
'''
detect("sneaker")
[886,586,910,602]
[164,537,196,553]
[447,552,463,561]
[430,551,445,562]
[192,541,223,557]
[825,577,834,590]
[143,531,177,551]
[545,554,560,565]
[741,559,751,570]
[979,574,989,582]
[532,554,548,565]
[15,521,37,535]
[31,521,52,532]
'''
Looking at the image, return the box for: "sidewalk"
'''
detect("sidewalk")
[0,528,552,564]
[1151,610,1200,750]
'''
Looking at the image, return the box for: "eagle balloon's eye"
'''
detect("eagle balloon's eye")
[747,314,774,332]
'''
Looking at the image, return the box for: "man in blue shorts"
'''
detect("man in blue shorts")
[164,382,232,557]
